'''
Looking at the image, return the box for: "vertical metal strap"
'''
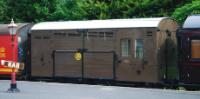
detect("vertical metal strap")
[113,51,116,80]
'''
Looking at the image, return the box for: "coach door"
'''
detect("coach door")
[53,32,83,78]
[84,51,115,79]
[83,31,115,79]
[53,51,82,78]
[53,31,115,80]
[53,50,115,80]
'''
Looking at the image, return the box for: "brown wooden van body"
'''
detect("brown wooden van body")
[30,18,179,83]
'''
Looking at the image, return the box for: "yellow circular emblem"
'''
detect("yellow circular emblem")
[74,52,82,61]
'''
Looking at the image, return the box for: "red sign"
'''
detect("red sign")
[1,60,24,69]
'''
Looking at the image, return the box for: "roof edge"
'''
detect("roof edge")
[31,17,169,31]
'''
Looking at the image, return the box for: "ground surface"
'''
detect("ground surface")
[0,80,200,99]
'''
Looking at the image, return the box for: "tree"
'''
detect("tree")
[0,0,6,23]
[0,0,194,23]
[4,0,33,22]
[79,0,110,20]
[109,0,135,19]
[123,0,191,18]
[51,0,111,21]
[172,0,200,24]
[3,0,57,22]
[50,0,87,21]
[31,0,58,22]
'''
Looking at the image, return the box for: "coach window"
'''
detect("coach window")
[135,39,143,59]
[121,39,131,57]
[191,40,200,58]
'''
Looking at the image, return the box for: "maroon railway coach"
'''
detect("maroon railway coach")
[178,15,200,85]
[29,17,179,84]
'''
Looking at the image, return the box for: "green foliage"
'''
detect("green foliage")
[50,0,87,20]
[32,2,49,22]
[27,0,57,22]
[0,0,57,22]
[109,0,135,18]
[50,0,112,20]
[79,0,110,20]
[3,0,29,22]
[0,0,6,22]
[172,0,200,24]
[124,0,191,18]
[0,0,196,25]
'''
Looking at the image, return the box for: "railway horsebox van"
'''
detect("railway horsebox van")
[29,17,179,84]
